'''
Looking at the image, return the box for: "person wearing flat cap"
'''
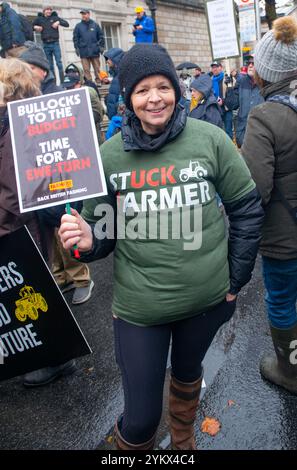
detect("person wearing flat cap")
[132,5,154,43]
[59,44,264,450]
[73,8,105,85]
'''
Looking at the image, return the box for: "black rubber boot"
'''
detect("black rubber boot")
[260,323,297,395]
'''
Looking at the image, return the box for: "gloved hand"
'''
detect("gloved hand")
[75,48,80,57]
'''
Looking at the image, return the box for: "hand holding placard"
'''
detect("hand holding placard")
[66,203,80,258]
[59,207,93,254]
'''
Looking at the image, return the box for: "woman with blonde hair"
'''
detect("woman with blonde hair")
[0,58,76,386]
[0,57,40,102]
[0,58,41,241]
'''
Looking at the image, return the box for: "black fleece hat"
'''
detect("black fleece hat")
[20,41,50,73]
[119,44,181,110]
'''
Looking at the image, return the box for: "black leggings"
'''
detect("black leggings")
[113,298,236,444]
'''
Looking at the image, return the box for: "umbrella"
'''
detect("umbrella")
[176,61,199,70]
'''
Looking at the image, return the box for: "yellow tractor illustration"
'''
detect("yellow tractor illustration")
[15,285,48,322]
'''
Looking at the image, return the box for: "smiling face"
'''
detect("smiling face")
[130,75,176,135]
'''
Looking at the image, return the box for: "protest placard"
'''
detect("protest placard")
[8,88,107,213]
[206,0,240,61]
[0,226,91,381]
[238,0,257,43]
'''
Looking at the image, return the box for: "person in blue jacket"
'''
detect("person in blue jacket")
[105,97,126,140]
[189,74,223,128]
[133,6,155,43]
[104,47,125,119]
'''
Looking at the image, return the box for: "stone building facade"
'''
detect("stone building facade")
[7,0,212,72]
[156,1,212,70]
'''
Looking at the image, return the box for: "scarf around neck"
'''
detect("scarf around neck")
[212,72,224,99]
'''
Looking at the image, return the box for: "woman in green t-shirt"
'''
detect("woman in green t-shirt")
[59,44,264,450]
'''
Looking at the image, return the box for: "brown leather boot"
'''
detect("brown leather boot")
[114,421,155,450]
[260,323,297,395]
[169,373,203,450]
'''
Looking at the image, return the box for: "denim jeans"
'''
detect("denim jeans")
[43,42,63,82]
[262,256,297,328]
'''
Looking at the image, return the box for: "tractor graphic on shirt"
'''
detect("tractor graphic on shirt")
[15,285,48,322]
[179,161,207,183]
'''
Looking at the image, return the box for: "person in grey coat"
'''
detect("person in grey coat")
[189,74,223,128]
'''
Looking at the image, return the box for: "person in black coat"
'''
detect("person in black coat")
[104,47,125,119]
[33,6,69,84]
[189,74,223,128]
[73,9,105,85]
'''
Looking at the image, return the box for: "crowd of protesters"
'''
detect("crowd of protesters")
[0,2,261,144]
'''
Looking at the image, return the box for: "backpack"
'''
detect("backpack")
[224,87,238,111]
[18,14,34,41]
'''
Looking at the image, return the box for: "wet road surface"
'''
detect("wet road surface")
[1,256,296,450]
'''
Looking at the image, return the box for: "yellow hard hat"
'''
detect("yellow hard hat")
[135,6,144,13]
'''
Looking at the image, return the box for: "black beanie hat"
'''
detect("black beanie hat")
[119,44,181,110]
[20,41,50,73]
